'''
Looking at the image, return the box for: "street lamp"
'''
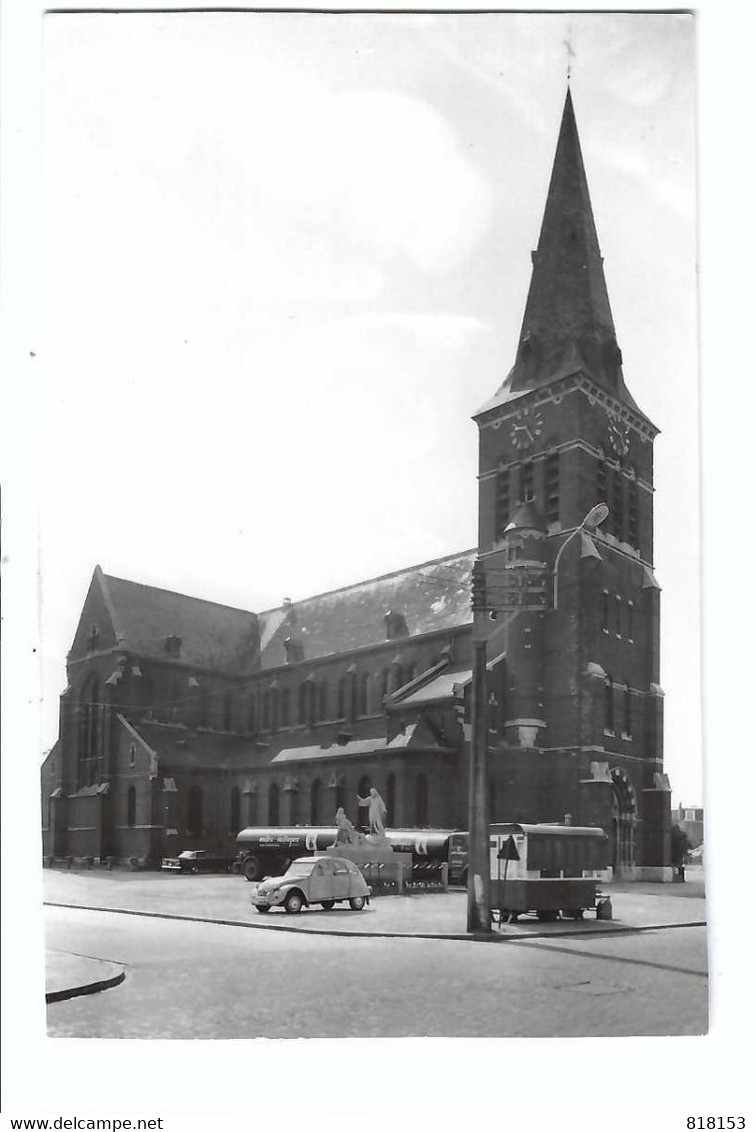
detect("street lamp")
[552,502,609,610]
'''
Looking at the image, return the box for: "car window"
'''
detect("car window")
[333,861,349,874]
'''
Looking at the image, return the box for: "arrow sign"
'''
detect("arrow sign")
[497,836,520,862]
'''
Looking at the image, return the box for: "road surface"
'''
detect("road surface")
[45,904,707,1038]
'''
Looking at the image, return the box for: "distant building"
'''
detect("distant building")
[674,804,704,850]
[41,90,672,878]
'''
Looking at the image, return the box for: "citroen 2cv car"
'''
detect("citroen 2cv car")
[249,856,370,914]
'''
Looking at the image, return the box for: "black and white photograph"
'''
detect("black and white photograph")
[2,0,753,1123]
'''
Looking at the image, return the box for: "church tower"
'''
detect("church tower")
[474,90,671,878]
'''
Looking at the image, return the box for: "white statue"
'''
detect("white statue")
[333,807,359,845]
[357,787,387,837]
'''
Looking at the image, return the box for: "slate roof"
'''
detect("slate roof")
[397,668,472,707]
[257,549,475,669]
[476,89,647,422]
[98,569,261,675]
[78,548,475,676]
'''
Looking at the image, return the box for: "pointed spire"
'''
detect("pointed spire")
[481,89,641,416]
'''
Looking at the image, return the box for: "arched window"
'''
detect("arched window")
[139,671,154,716]
[415,773,428,827]
[378,669,389,704]
[187,785,203,836]
[310,779,322,825]
[602,591,610,633]
[289,786,300,825]
[615,595,623,638]
[335,778,345,813]
[386,773,395,826]
[298,683,308,725]
[247,693,256,733]
[268,782,280,825]
[170,676,182,722]
[318,681,328,721]
[627,601,635,643]
[126,784,137,827]
[337,676,348,719]
[78,677,101,788]
[604,675,614,734]
[223,691,234,732]
[230,786,241,833]
[246,789,258,826]
[357,673,370,715]
[261,691,271,731]
[198,689,209,729]
[623,684,633,738]
[280,687,290,727]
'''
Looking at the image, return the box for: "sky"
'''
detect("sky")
[37,11,700,804]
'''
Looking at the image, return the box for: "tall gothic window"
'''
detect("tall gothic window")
[628,481,640,547]
[623,685,633,738]
[336,676,348,719]
[298,683,308,725]
[310,779,322,825]
[357,672,370,715]
[496,467,510,537]
[223,691,234,732]
[318,681,328,721]
[604,676,614,735]
[602,591,610,634]
[126,785,137,828]
[612,471,625,541]
[268,782,280,825]
[280,687,290,727]
[247,692,256,732]
[520,460,534,502]
[627,601,635,643]
[78,677,101,788]
[545,451,560,524]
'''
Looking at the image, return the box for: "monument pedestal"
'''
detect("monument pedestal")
[318,838,411,894]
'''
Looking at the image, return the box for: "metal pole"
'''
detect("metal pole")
[467,618,491,933]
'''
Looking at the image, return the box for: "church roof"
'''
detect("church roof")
[95,568,262,675]
[478,88,645,421]
[73,549,475,674]
[257,549,475,669]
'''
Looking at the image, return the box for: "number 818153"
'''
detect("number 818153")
[687,1120,745,1129]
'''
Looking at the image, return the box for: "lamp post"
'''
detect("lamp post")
[552,502,609,610]
[467,558,492,933]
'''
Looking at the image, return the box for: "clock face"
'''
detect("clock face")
[607,414,630,456]
[510,406,544,451]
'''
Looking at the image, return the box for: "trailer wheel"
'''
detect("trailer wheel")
[242,855,264,882]
[537,910,560,922]
[320,900,335,910]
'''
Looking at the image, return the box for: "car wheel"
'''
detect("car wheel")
[320,900,335,910]
[284,890,304,914]
[349,896,366,911]
[256,904,270,914]
[242,855,263,882]
[537,910,559,922]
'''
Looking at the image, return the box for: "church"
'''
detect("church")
[40,90,672,880]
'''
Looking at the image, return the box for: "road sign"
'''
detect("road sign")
[497,836,520,862]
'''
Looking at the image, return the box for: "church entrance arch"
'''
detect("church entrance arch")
[609,768,637,877]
